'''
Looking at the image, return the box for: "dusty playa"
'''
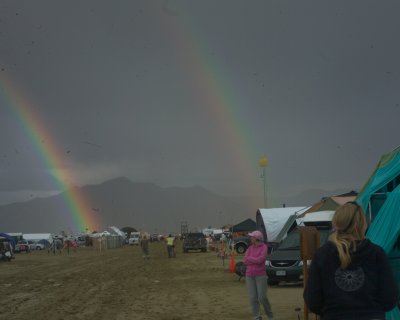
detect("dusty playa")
[0,241,305,320]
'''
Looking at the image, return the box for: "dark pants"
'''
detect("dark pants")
[167,245,175,258]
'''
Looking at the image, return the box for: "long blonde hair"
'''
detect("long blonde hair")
[329,202,367,269]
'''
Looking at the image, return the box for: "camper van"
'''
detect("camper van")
[265,210,334,285]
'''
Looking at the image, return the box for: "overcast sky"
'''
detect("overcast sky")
[0,0,399,205]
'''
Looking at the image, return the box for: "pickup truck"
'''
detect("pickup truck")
[183,233,207,253]
[232,236,251,254]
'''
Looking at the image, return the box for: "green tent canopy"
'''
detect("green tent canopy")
[229,218,256,233]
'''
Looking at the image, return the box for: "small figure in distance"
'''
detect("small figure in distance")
[140,235,150,259]
[166,234,176,258]
[304,201,399,320]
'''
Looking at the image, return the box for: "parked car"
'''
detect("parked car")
[183,233,207,253]
[128,232,140,245]
[232,236,252,254]
[75,236,87,247]
[28,240,45,250]
[265,227,330,285]
[14,240,45,252]
[14,240,31,253]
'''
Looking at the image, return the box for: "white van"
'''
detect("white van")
[128,232,140,245]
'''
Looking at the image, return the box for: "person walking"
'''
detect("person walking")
[304,202,398,320]
[244,230,274,320]
[140,235,150,258]
[166,234,176,258]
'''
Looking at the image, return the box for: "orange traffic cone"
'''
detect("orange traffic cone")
[230,254,235,273]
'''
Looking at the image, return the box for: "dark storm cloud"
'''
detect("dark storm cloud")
[0,0,400,203]
[0,167,56,191]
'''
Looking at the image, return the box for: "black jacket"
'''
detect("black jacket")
[304,239,398,320]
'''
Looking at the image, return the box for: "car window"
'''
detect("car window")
[319,229,330,243]
[187,233,204,238]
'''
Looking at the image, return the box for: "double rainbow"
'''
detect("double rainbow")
[0,5,266,234]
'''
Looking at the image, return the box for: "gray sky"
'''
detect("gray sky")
[0,0,400,205]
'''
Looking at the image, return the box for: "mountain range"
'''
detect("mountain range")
[0,177,351,235]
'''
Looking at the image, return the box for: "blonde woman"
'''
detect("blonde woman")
[304,202,398,320]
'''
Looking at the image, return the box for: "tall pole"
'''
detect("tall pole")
[259,155,268,208]
[263,166,267,208]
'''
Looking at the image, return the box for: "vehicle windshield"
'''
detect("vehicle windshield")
[278,229,330,250]
[278,232,300,250]
[187,233,204,238]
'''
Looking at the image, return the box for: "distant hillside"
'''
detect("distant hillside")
[0,177,258,234]
[0,177,354,235]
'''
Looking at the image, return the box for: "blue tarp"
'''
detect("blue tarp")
[0,233,16,247]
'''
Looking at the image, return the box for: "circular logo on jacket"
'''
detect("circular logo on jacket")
[334,267,365,292]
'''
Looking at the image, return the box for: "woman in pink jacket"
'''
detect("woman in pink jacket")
[244,230,274,320]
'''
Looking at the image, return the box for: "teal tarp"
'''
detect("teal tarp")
[366,185,400,252]
[357,146,400,211]
[356,147,400,319]
[366,186,400,319]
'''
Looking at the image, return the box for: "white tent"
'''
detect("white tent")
[108,226,126,238]
[256,207,309,242]
[23,233,52,242]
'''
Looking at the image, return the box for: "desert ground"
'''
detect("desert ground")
[0,240,307,320]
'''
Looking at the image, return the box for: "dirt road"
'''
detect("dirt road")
[0,241,305,320]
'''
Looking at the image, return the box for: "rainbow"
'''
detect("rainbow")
[1,4,268,235]
[161,8,266,206]
[0,77,99,233]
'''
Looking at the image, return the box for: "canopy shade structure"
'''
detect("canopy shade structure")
[229,218,256,233]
